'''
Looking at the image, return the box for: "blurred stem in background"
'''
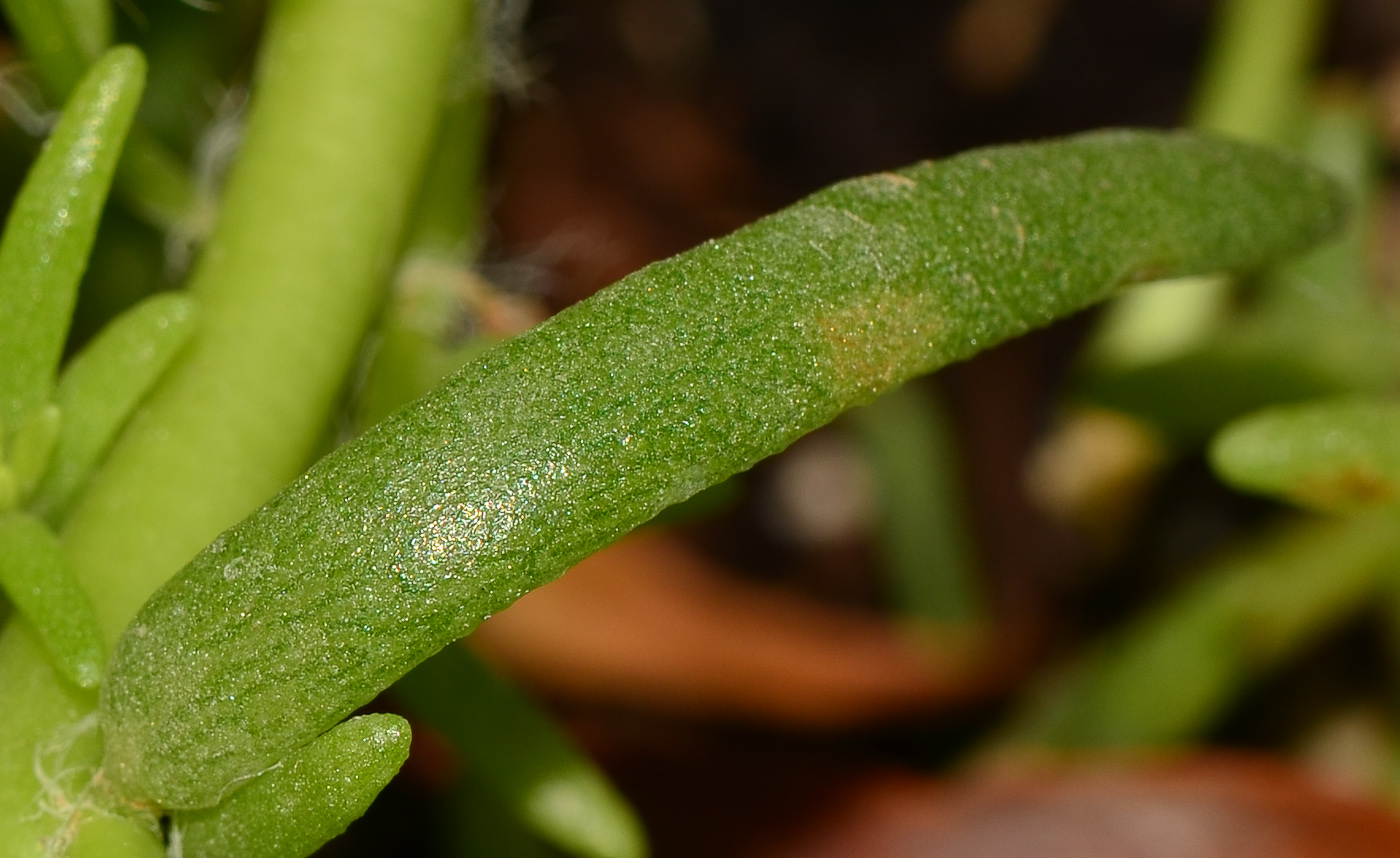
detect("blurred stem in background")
[845,383,983,626]
[1086,0,1326,373]
[1190,0,1326,141]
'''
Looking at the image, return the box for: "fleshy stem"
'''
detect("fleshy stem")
[64,0,470,641]
[0,0,469,855]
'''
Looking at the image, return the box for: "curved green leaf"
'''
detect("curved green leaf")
[0,511,104,687]
[0,46,145,435]
[1211,397,1400,511]
[30,293,198,523]
[172,714,411,858]
[396,645,647,858]
[100,130,1345,808]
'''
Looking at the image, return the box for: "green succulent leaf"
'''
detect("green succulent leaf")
[1211,397,1400,511]
[396,645,647,858]
[0,45,145,436]
[172,713,412,858]
[29,293,198,523]
[100,129,1345,809]
[0,511,104,687]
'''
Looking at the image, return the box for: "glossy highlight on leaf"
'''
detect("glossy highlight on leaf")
[99,130,1346,809]
[1211,397,1400,511]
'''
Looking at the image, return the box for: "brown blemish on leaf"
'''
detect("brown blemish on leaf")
[1124,262,1171,284]
[878,172,917,189]
[816,291,946,397]
[851,173,919,202]
[1291,466,1395,511]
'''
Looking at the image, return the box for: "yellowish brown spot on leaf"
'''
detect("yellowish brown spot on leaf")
[1291,467,1395,511]
[817,291,946,398]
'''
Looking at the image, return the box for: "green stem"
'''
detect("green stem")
[403,7,491,262]
[353,8,494,432]
[0,623,102,855]
[845,383,982,624]
[0,1,468,854]
[1190,0,1327,143]
[1086,0,1327,371]
[63,0,470,639]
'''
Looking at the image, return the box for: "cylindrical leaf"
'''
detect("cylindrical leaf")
[100,130,1345,808]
